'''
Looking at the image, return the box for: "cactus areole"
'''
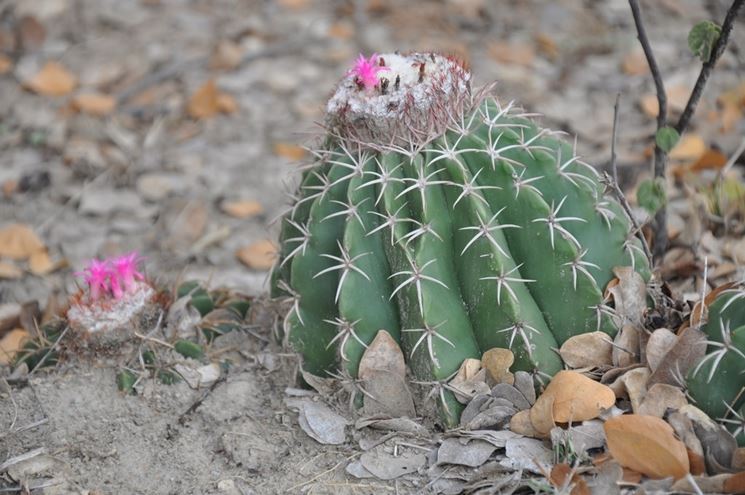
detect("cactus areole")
[271,52,650,426]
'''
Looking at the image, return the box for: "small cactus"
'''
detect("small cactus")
[687,287,745,445]
[272,52,650,425]
[67,252,158,348]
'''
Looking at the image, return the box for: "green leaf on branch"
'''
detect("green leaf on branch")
[637,178,667,215]
[688,21,721,62]
[655,127,680,153]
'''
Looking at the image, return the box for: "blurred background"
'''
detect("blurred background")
[0,0,743,306]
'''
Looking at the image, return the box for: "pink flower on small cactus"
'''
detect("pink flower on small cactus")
[111,252,145,296]
[78,259,111,302]
[76,252,145,302]
[348,53,389,90]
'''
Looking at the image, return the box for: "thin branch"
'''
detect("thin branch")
[676,0,745,134]
[609,93,653,265]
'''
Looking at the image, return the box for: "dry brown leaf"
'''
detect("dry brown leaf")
[236,240,276,270]
[25,61,76,96]
[621,49,648,76]
[648,327,706,387]
[0,223,45,260]
[71,92,116,116]
[549,463,590,495]
[358,329,415,417]
[607,267,647,326]
[0,262,22,280]
[328,22,354,40]
[509,409,540,437]
[488,41,535,66]
[273,142,306,161]
[619,367,650,412]
[718,82,745,133]
[612,324,639,368]
[210,40,243,70]
[559,331,613,369]
[448,358,489,403]
[689,148,729,173]
[29,250,60,276]
[669,134,706,162]
[637,383,687,417]
[604,414,690,479]
[188,80,236,119]
[277,0,309,10]
[534,33,558,60]
[724,471,745,493]
[0,328,29,365]
[540,370,616,423]
[529,393,555,437]
[0,54,12,75]
[18,15,46,50]
[639,85,690,117]
[645,328,677,373]
[220,200,264,219]
[216,93,237,114]
[481,347,514,384]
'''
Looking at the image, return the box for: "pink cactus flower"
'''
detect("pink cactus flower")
[78,259,111,302]
[348,53,389,90]
[111,252,145,296]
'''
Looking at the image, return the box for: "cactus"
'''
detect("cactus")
[271,52,650,426]
[688,287,745,445]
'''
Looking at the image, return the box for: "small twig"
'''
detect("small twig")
[177,373,227,425]
[720,134,745,177]
[629,0,745,262]
[608,93,653,265]
[628,0,669,262]
[0,448,45,473]
[676,0,745,134]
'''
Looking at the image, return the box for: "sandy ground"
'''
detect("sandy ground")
[1,0,744,493]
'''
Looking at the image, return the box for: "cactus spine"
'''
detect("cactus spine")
[688,287,745,445]
[272,52,650,426]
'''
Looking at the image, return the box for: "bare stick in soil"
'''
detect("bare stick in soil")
[628,0,745,262]
[607,93,653,265]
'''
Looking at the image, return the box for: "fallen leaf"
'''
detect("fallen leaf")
[210,40,243,70]
[17,15,46,50]
[28,250,54,275]
[488,41,535,66]
[621,49,648,75]
[618,367,650,412]
[328,22,354,40]
[606,267,647,326]
[648,327,706,387]
[724,471,745,493]
[0,262,22,279]
[437,438,497,467]
[359,448,426,480]
[481,347,514,384]
[604,414,690,479]
[559,332,613,368]
[277,0,309,10]
[292,399,347,445]
[669,134,706,162]
[220,200,264,219]
[71,92,116,116]
[645,328,677,373]
[358,330,415,417]
[273,142,306,161]
[188,80,235,119]
[636,383,687,417]
[509,409,540,437]
[0,328,29,365]
[501,437,553,474]
[534,33,558,60]
[0,224,45,260]
[236,240,276,270]
[539,370,616,423]
[24,61,76,96]
[529,392,555,437]
[689,148,729,173]
[718,82,745,133]
[0,54,12,74]
[448,358,489,403]
[639,85,690,117]
[550,463,590,495]
[612,324,639,368]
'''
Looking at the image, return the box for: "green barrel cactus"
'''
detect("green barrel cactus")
[271,52,650,425]
[688,287,745,445]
